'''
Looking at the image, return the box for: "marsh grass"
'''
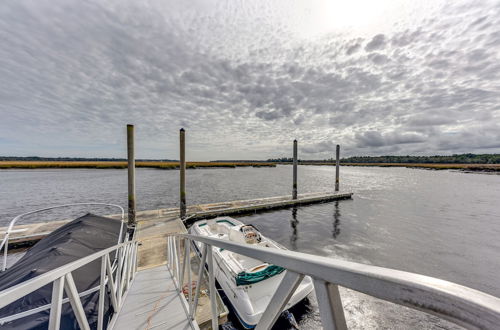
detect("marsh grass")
[0,161,276,169]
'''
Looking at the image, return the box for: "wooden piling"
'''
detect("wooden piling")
[179,128,186,218]
[127,124,136,226]
[335,144,340,192]
[293,139,298,200]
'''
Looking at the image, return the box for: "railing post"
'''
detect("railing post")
[180,238,188,295]
[191,243,207,319]
[313,279,347,330]
[293,139,298,200]
[207,245,218,330]
[116,247,123,307]
[105,255,119,311]
[335,144,340,192]
[134,241,138,274]
[179,128,187,219]
[127,124,136,227]
[172,238,178,286]
[97,256,106,330]
[48,276,65,330]
[255,271,304,330]
[125,244,133,290]
[176,237,182,284]
[2,237,8,271]
[120,245,129,294]
[187,239,192,314]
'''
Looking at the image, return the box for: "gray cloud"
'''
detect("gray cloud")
[0,0,499,159]
[365,34,387,51]
[355,131,427,148]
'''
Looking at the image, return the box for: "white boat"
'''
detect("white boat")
[189,217,313,329]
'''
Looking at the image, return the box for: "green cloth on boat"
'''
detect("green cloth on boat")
[235,265,285,286]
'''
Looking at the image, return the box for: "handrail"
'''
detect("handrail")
[170,233,500,330]
[1,203,125,271]
[0,239,138,330]
[0,240,130,310]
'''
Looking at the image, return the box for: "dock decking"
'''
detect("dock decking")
[112,265,196,330]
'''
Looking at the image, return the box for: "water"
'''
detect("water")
[1,165,500,329]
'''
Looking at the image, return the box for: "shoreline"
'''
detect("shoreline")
[0,161,276,169]
[299,162,500,173]
[1,161,499,173]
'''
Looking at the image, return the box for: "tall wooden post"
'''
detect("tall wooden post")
[335,144,340,192]
[127,124,136,226]
[293,139,298,200]
[179,128,186,218]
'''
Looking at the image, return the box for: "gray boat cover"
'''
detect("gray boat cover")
[0,213,123,329]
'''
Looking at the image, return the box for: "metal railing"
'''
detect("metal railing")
[0,237,138,330]
[168,233,500,330]
[0,203,125,271]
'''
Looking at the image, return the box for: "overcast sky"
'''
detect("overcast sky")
[1,0,499,160]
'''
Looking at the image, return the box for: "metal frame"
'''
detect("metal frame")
[0,239,138,329]
[166,233,500,330]
[1,203,125,271]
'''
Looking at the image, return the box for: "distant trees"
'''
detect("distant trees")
[267,154,500,164]
[339,154,500,164]
[266,157,294,163]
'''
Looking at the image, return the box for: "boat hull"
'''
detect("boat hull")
[189,217,313,328]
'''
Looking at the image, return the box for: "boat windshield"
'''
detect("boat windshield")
[240,225,261,244]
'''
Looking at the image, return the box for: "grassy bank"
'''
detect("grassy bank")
[298,162,500,172]
[0,161,276,169]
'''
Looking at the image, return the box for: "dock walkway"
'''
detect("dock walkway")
[112,265,197,330]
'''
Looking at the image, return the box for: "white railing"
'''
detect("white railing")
[0,203,125,271]
[168,233,500,330]
[0,238,138,330]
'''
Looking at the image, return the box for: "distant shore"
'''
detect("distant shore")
[299,162,500,172]
[0,161,276,169]
[1,161,499,173]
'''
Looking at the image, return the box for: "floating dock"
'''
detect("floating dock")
[1,191,352,252]
[1,191,352,328]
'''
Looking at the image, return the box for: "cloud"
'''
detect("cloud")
[0,0,499,159]
[355,131,427,148]
[365,34,386,51]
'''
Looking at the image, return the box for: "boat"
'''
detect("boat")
[0,213,125,329]
[189,217,313,329]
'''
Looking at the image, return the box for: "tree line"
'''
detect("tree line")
[268,154,500,164]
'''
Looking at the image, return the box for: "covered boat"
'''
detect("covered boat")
[189,217,313,329]
[0,213,124,329]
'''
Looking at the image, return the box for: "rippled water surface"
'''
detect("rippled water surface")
[1,166,500,329]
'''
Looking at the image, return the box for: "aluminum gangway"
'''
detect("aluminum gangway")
[1,231,500,329]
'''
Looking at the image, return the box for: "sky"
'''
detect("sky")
[0,0,499,160]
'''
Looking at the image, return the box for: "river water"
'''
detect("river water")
[1,166,500,329]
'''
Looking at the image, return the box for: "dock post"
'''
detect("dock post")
[179,128,187,219]
[127,124,136,227]
[335,144,340,192]
[293,139,298,200]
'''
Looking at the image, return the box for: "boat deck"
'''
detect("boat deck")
[112,265,197,330]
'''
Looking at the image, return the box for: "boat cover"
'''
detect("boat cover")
[235,265,285,286]
[0,213,123,329]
